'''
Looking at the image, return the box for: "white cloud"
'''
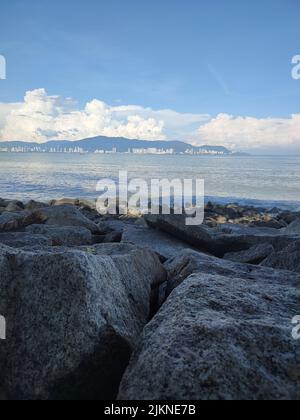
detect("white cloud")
[112,105,210,137]
[0,89,166,142]
[0,88,208,143]
[194,113,300,150]
[1,89,299,151]
[0,103,21,129]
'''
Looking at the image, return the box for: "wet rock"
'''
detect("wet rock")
[118,256,300,400]
[26,225,93,246]
[223,243,274,265]
[0,244,166,400]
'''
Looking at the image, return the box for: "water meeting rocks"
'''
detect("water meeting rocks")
[118,252,300,400]
[0,243,166,400]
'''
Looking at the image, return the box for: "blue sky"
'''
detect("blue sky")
[0,0,300,151]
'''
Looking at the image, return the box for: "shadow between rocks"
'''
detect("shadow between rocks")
[49,328,132,401]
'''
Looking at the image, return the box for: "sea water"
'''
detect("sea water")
[1,153,300,211]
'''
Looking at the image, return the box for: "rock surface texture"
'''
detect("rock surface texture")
[118,251,300,400]
[223,243,274,264]
[0,243,166,400]
[122,224,195,260]
[1,198,300,400]
[145,214,299,258]
[261,241,300,274]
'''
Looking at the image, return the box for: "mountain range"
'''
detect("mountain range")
[0,136,234,154]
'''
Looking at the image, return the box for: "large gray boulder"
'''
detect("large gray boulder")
[4,202,24,212]
[0,245,17,400]
[100,219,128,233]
[284,219,300,236]
[145,214,218,255]
[145,214,295,257]
[279,211,300,225]
[24,200,49,212]
[0,208,55,233]
[0,199,24,212]
[0,232,52,248]
[223,243,274,265]
[0,205,100,235]
[0,244,166,400]
[26,225,93,246]
[0,211,31,232]
[30,205,100,233]
[164,250,300,298]
[261,241,300,274]
[50,198,96,209]
[122,225,195,260]
[118,253,300,400]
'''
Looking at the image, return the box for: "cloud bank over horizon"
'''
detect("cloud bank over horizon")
[0,89,299,152]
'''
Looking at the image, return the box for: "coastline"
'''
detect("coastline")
[2,192,300,212]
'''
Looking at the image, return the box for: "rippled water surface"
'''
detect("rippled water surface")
[1,153,300,210]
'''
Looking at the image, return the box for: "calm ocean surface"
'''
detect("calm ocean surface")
[1,153,300,210]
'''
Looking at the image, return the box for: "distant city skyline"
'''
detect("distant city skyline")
[0,136,233,156]
[0,0,300,152]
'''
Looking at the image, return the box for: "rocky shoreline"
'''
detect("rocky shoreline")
[0,197,299,400]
